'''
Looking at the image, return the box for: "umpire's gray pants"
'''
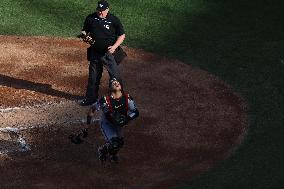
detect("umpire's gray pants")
[86,52,122,100]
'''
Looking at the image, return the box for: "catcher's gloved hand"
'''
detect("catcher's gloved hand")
[69,128,88,144]
[110,112,128,127]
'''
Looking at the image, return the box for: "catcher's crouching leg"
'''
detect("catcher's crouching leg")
[109,137,124,153]
[98,137,124,163]
[108,137,124,163]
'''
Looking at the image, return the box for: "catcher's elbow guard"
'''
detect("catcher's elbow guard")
[128,109,139,121]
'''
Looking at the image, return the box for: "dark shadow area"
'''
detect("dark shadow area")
[0,74,82,100]
[150,1,283,189]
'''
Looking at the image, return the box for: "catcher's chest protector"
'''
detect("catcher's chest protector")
[105,94,129,116]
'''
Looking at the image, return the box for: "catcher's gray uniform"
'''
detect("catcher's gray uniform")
[91,93,139,162]
[92,93,139,141]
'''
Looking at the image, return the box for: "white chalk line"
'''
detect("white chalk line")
[0,127,30,154]
[0,100,86,129]
[0,117,100,155]
[0,99,100,155]
[0,100,76,113]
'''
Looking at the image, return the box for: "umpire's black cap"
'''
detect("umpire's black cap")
[96,0,109,11]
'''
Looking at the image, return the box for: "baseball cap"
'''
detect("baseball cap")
[96,0,109,11]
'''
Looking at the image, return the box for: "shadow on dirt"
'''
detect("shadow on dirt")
[0,122,176,189]
[0,111,215,189]
[0,140,20,153]
[0,74,82,100]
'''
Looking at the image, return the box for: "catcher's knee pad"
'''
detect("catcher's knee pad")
[108,137,124,155]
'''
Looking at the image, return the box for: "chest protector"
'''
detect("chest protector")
[104,94,129,126]
[105,94,128,115]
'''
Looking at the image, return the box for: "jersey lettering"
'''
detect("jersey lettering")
[104,24,110,30]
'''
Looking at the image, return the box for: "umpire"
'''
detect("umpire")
[80,0,126,106]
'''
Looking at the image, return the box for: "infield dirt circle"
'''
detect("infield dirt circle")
[0,36,247,189]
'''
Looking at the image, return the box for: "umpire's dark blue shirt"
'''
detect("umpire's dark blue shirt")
[82,12,125,53]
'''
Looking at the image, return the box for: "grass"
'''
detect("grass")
[1,0,283,188]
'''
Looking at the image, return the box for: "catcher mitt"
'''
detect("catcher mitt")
[69,128,88,144]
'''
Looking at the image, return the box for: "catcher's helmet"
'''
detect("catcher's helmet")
[109,78,119,87]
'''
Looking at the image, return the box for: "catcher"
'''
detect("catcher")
[71,78,139,163]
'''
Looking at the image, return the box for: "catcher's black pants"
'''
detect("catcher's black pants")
[86,52,122,101]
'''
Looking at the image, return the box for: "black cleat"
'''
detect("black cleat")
[80,98,97,106]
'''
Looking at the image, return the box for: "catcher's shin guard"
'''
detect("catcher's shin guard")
[108,137,124,163]
[108,137,124,155]
[98,137,124,163]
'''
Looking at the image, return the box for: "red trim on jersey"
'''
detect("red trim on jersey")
[105,93,129,115]
[105,95,113,112]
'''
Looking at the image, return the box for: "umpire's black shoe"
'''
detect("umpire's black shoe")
[79,98,97,106]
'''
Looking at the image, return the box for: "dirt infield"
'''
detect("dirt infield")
[0,35,247,189]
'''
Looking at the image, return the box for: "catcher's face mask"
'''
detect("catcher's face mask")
[110,79,121,92]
